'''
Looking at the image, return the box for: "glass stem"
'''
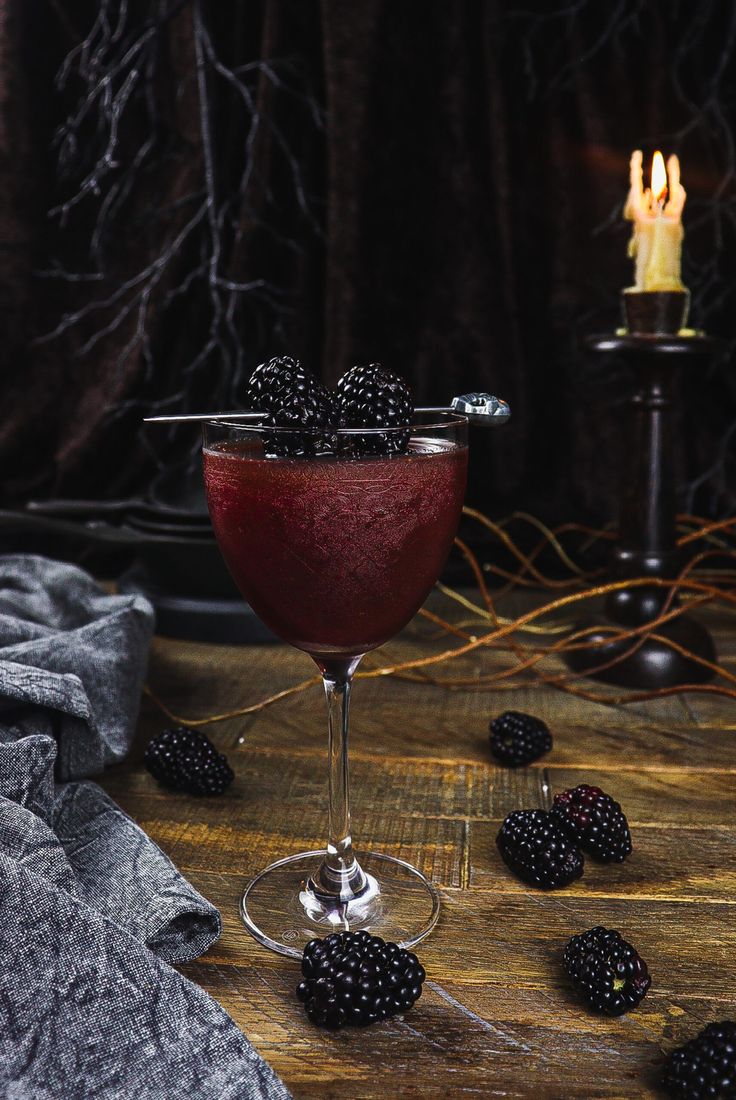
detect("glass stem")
[316,656,366,898]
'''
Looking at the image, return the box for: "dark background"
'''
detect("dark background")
[1,0,734,527]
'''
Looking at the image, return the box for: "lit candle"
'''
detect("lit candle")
[624,149,686,292]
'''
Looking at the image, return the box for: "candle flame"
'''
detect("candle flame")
[651,151,667,205]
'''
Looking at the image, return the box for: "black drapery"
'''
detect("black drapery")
[1,0,734,523]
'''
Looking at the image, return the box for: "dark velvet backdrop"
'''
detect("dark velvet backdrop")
[1,0,735,525]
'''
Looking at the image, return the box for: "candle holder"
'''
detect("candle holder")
[563,330,717,689]
[622,288,690,335]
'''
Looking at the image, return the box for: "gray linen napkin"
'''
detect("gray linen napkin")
[0,555,291,1100]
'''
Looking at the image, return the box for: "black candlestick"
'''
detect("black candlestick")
[564,332,717,689]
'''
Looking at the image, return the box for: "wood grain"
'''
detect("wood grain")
[101,599,736,1099]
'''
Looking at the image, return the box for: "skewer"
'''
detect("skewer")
[143,393,510,427]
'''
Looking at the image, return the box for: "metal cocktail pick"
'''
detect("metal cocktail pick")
[144,392,510,427]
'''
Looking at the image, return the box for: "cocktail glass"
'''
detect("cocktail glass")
[203,415,468,957]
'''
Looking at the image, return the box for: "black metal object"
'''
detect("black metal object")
[118,567,274,644]
[0,455,275,645]
[564,332,717,689]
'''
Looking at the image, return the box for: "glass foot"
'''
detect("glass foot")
[240,850,441,958]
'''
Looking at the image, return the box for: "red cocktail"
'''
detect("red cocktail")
[203,416,468,957]
[204,440,467,659]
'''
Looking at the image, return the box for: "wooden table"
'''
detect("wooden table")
[100,598,736,1099]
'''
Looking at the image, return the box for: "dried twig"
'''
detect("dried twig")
[144,510,736,728]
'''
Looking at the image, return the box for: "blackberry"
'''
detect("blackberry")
[246,356,336,457]
[662,1021,736,1099]
[489,710,552,767]
[563,926,650,1016]
[246,355,306,407]
[144,727,234,796]
[336,363,413,456]
[296,930,425,1029]
[496,809,584,890]
[551,784,632,863]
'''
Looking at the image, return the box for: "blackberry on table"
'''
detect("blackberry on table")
[662,1021,736,1099]
[551,784,632,863]
[144,727,234,796]
[245,356,336,457]
[489,710,552,767]
[336,363,414,456]
[496,809,584,890]
[296,930,425,1029]
[563,926,650,1016]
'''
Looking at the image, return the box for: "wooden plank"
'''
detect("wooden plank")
[673,689,736,732]
[469,821,736,902]
[104,747,736,830]
[114,795,466,887]
[102,747,546,824]
[234,688,736,772]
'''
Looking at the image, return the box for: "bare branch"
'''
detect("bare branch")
[42,0,323,455]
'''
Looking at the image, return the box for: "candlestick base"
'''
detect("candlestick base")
[622,288,689,335]
[563,331,717,691]
[564,602,716,690]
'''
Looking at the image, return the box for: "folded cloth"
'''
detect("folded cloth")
[0,554,153,779]
[0,556,291,1099]
[54,776,222,964]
